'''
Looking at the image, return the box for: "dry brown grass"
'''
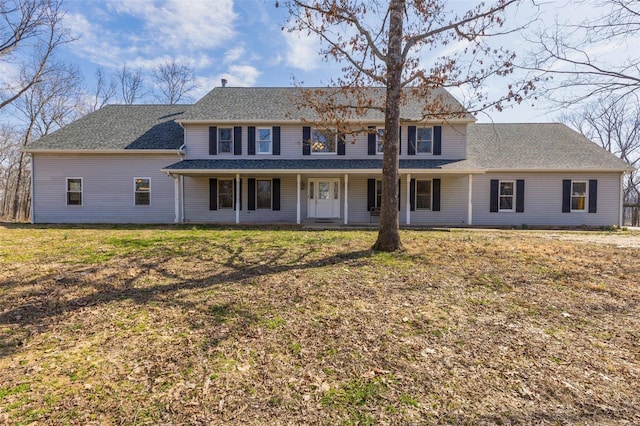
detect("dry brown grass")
[0,225,639,425]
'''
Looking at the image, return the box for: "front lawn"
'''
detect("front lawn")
[0,225,639,425]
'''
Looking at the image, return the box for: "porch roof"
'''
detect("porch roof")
[161,158,482,174]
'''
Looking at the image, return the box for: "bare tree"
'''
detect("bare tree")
[529,0,640,105]
[85,67,117,112]
[560,96,640,224]
[284,0,533,251]
[117,64,144,105]
[152,60,196,104]
[0,0,71,111]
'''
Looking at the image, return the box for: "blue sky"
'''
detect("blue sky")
[54,0,609,123]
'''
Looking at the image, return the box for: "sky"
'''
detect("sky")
[51,0,610,123]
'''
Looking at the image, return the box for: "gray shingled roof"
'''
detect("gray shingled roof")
[181,87,474,122]
[162,158,478,171]
[27,105,189,150]
[467,123,633,171]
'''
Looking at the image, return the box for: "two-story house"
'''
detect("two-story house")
[25,86,632,226]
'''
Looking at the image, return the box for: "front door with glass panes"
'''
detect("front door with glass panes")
[308,179,340,218]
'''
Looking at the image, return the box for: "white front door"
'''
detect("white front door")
[308,179,340,218]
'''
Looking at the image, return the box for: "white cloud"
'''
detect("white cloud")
[218,65,260,87]
[282,31,321,71]
[223,46,246,64]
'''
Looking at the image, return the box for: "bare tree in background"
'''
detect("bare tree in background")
[118,64,144,105]
[560,96,640,224]
[153,60,196,104]
[0,0,71,111]
[84,67,117,113]
[529,0,640,105]
[283,0,534,251]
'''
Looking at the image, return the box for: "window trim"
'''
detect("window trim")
[218,178,235,209]
[256,178,272,210]
[256,127,272,155]
[571,180,588,212]
[416,126,433,154]
[376,128,385,154]
[498,180,515,213]
[66,177,83,206]
[310,128,338,155]
[415,179,432,210]
[218,127,233,154]
[134,177,151,206]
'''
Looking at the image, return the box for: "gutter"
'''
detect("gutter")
[160,168,486,175]
[22,149,181,154]
[177,118,476,126]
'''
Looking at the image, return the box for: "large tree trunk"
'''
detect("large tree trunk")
[373,0,405,252]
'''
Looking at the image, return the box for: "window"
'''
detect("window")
[416,180,432,209]
[219,179,234,209]
[134,178,150,206]
[257,179,272,209]
[417,127,432,153]
[218,128,233,153]
[571,181,587,211]
[311,129,337,154]
[257,128,272,154]
[376,128,385,154]
[499,181,514,212]
[375,180,382,208]
[66,178,82,206]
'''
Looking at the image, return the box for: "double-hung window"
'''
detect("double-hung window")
[218,179,234,209]
[376,128,385,154]
[257,128,272,154]
[499,181,515,212]
[571,181,587,211]
[66,178,82,206]
[416,180,432,209]
[417,127,432,153]
[218,128,233,153]
[134,178,150,206]
[311,129,337,154]
[257,179,272,209]
[375,180,382,209]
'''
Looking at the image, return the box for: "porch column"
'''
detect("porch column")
[467,174,473,225]
[406,173,411,225]
[180,175,185,223]
[296,174,301,224]
[344,174,349,225]
[173,174,180,223]
[235,173,240,224]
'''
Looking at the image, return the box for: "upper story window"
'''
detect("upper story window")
[218,128,233,154]
[417,127,432,153]
[376,128,385,154]
[66,178,82,206]
[498,180,514,212]
[311,129,337,154]
[257,128,272,154]
[571,181,587,211]
[134,178,150,206]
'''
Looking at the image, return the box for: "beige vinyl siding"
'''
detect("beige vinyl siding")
[183,123,468,160]
[473,172,623,226]
[32,153,178,223]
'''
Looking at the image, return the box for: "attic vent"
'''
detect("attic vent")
[221,78,227,88]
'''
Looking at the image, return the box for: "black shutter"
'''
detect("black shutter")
[398,126,402,155]
[516,179,525,213]
[209,126,217,155]
[209,178,217,210]
[433,126,442,155]
[432,178,441,211]
[273,126,281,155]
[408,126,416,155]
[490,179,499,213]
[367,126,376,155]
[272,178,281,210]
[338,133,346,155]
[589,179,598,213]
[302,126,311,155]
[248,126,256,155]
[562,179,571,213]
[398,179,401,211]
[239,178,242,210]
[367,179,376,210]
[410,179,416,211]
[233,126,242,155]
[248,178,256,210]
